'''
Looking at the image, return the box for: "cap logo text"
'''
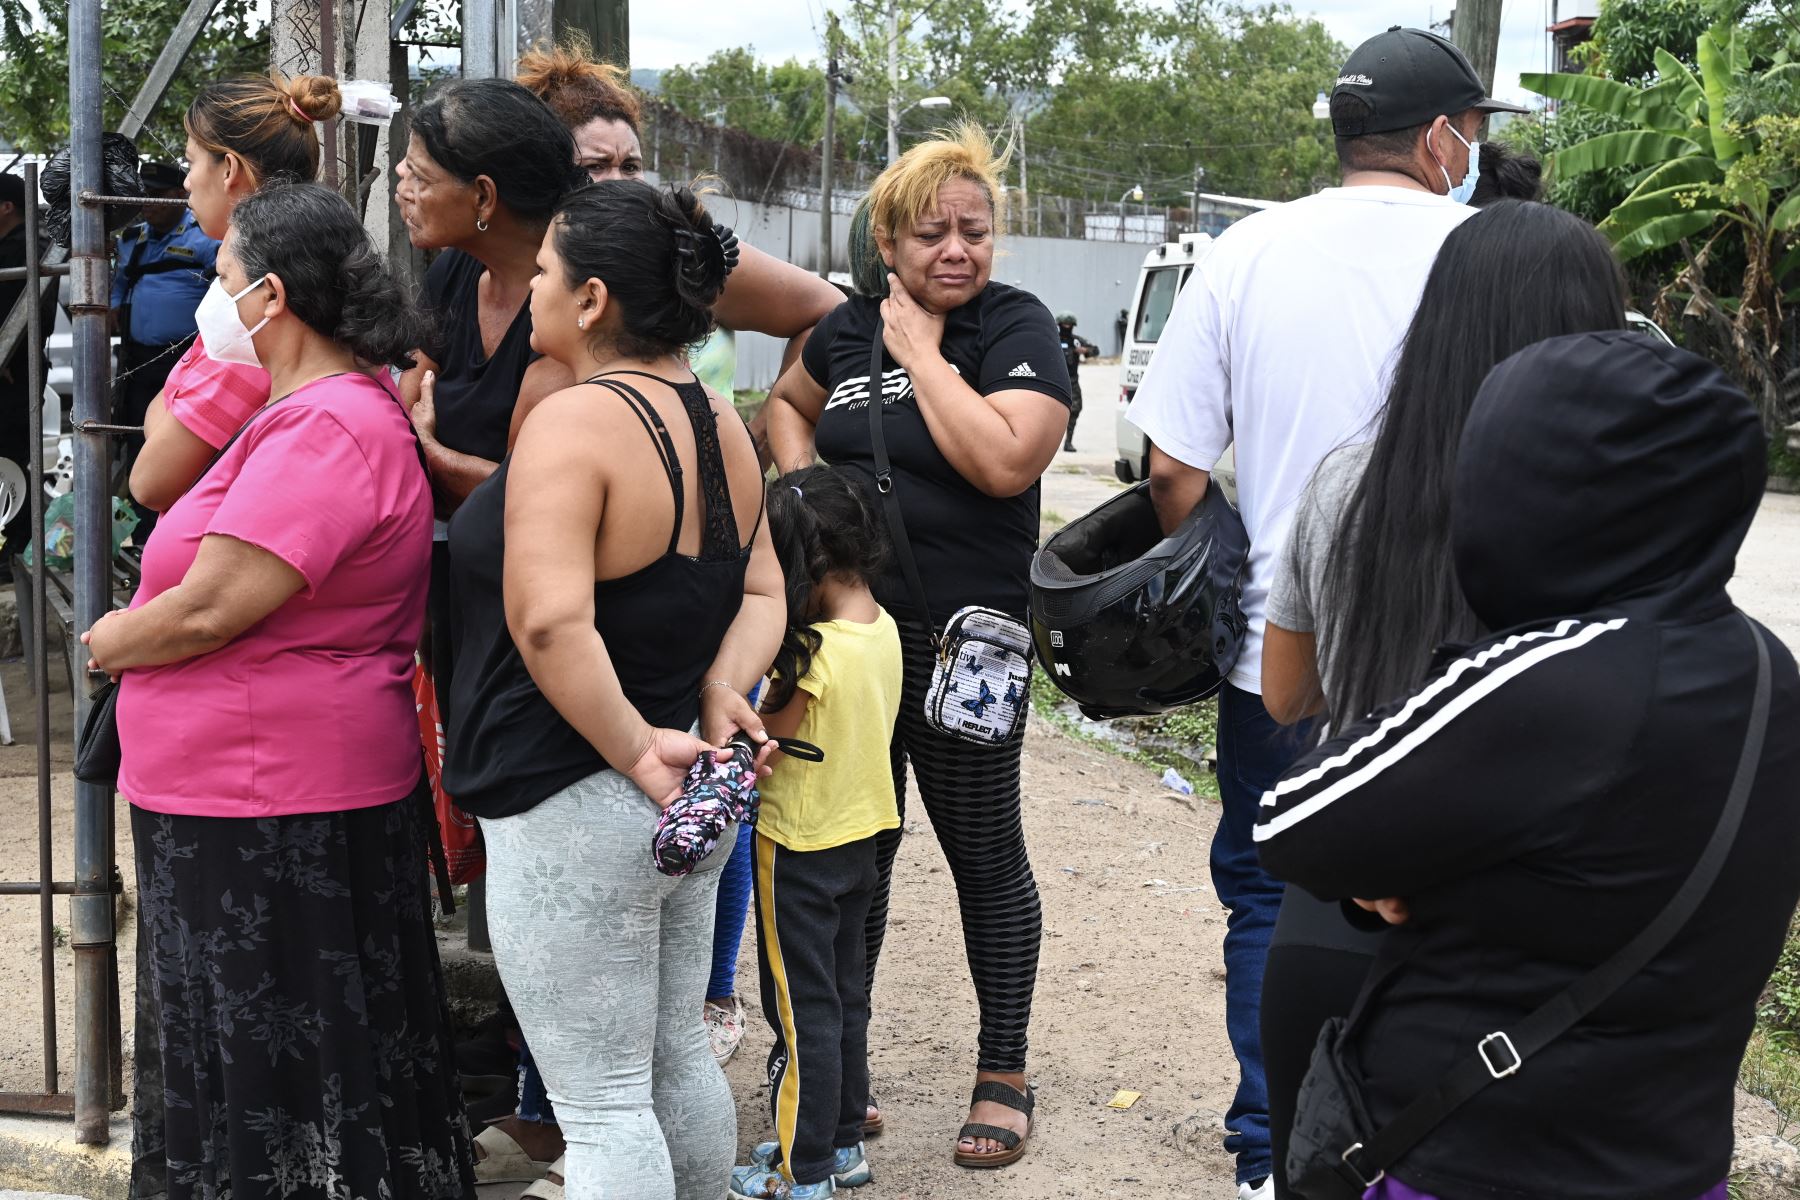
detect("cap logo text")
[1336,73,1374,86]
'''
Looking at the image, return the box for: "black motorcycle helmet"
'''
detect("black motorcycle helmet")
[1030,481,1248,719]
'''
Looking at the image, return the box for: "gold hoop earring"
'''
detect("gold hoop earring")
[475,217,489,233]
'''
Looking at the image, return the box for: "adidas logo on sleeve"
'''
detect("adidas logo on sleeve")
[1008,361,1038,378]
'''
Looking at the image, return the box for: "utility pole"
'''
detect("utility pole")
[1451,0,1504,97]
[820,14,846,281]
[1015,109,1028,235]
[886,0,901,164]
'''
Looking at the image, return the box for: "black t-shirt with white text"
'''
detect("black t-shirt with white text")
[803,283,1071,624]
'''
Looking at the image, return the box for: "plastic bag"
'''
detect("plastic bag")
[23,493,139,571]
[338,80,403,126]
[414,661,484,885]
[39,132,144,247]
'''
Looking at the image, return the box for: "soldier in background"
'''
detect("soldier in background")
[1056,311,1098,452]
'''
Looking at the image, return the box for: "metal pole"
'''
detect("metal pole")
[885,0,900,165]
[24,162,57,1099]
[68,0,117,1146]
[321,0,340,190]
[819,20,839,282]
[464,0,498,79]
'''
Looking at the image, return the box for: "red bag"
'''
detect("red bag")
[414,660,485,885]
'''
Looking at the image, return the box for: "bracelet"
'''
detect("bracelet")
[698,679,736,700]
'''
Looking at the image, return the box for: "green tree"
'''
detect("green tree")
[660,48,832,147]
[0,0,269,157]
[1025,2,1342,205]
[1524,18,1800,432]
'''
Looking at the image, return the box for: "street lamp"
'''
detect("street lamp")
[888,95,953,162]
[1312,90,1331,120]
[1117,185,1145,241]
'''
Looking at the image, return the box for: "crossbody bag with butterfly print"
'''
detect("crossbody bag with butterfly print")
[864,321,1032,747]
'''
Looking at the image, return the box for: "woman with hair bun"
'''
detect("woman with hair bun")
[765,122,1071,1169]
[518,36,846,1078]
[85,183,468,1200]
[441,180,784,1200]
[128,72,341,516]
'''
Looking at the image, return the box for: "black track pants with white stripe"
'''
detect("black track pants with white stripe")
[863,615,1042,1073]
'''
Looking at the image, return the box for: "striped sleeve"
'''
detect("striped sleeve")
[1255,617,1633,902]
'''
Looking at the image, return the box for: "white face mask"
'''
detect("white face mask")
[196,275,271,367]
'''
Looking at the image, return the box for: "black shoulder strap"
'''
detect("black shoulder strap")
[865,320,935,638]
[585,374,685,557]
[1348,617,1773,1185]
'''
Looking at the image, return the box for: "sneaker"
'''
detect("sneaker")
[743,1141,871,1187]
[727,1163,835,1199]
[1237,1178,1273,1200]
[704,995,746,1065]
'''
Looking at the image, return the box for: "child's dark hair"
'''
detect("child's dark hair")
[764,466,890,711]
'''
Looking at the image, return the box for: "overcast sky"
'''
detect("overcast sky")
[631,0,1567,107]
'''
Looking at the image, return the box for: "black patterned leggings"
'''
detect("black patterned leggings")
[863,615,1043,1072]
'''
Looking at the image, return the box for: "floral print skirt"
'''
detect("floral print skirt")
[131,786,475,1200]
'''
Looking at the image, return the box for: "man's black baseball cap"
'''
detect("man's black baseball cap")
[139,161,186,192]
[1331,26,1528,136]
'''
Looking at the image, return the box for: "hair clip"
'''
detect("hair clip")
[712,224,741,281]
[790,485,803,498]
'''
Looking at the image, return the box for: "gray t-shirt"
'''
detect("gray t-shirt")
[1264,442,1372,702]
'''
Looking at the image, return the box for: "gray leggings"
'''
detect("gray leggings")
[482,768,737,1200]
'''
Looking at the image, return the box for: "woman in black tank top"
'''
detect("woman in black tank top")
[442,182,782,1200]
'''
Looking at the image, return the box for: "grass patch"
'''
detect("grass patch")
[1742,907,1800,1131]
[1042,510,1067,530]
[1742,1028,1800,1140]
[1771,438,1800,485]
[1029,664,1221,798]
[733,389,768,425]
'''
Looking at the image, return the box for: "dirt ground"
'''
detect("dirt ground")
[723,712,1244,1197]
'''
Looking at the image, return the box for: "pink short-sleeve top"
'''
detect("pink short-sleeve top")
[118,372,434,818]
[160,333,270,448]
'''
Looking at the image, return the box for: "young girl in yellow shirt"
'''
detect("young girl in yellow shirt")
[730,466,903,1200]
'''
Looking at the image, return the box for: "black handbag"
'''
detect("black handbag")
[1289,617,1773,1198]
[74,679,120,785]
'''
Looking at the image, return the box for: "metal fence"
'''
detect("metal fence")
[0,0,209,1142]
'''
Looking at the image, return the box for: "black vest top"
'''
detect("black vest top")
[442,373,751,818]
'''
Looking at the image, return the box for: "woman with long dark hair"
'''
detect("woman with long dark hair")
[1256,199,1628,1196]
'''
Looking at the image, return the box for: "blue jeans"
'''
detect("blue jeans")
[708,826,754,999]
[1214,684,1310,1185]
[518,1039,554,1124]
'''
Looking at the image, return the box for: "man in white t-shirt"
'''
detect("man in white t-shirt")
[1125,27,1524,1200]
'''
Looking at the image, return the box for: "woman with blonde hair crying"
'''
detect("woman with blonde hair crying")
[764,121,1070,1169]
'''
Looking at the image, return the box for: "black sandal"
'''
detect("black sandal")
[953,1080,1035,1169]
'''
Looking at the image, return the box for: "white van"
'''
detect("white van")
[1113,235,1211,484]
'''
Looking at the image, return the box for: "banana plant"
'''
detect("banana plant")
[1523,20,1798,433]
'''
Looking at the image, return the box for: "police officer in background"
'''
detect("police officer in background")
[1055,311,1097,452]
[110,161,218,536]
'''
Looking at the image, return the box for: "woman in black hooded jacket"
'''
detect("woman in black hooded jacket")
[1256,330,1800,1200]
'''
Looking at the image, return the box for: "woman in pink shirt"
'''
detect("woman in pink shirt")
[83,184,470,1200]
[128,72,341,516]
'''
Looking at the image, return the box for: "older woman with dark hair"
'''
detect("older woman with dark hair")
[765,121,1070,1169]
[84,183,463,1200]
